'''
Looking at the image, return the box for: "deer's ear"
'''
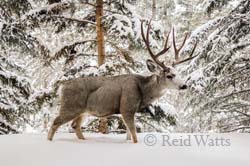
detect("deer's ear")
[146,59,157,73]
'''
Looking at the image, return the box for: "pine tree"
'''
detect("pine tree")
[0,0,177,134]
[178,0,250,132]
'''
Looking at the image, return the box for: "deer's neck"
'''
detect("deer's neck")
[140,75,166,107]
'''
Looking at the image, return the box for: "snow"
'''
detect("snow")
[21,2,70,21]
[0,22,3,34]
[174,4,186,15]
[191,17,222,38]
[188,68,204,82]
[107,14,134,37]
[228,0,241,8]
[186,68,207,92]
[0,133,249,166]
[153,100,177,116]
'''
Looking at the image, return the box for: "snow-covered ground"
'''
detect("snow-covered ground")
[0,133,249,166]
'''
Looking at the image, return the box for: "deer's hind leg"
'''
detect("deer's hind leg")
[48,110,81,141]
[126,130,131,140]
[71,114,85,140]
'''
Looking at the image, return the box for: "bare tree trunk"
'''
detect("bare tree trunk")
[96,0,105,66]
[96,0,107,133]
[161,1,167,26]
[152,0,156,20]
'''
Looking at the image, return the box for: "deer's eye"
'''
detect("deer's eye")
[166,75,173,79]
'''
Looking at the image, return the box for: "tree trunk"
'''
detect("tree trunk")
[96,0,105,66]
[152,0,156,20]
[96,0,107,133]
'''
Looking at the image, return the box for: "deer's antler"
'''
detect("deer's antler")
[141,19,170,70]
[141,20,198,68]
[172,28,198,66]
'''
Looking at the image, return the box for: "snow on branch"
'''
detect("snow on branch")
[50,15,96,26]
[0,116,18,135]
[48,39,97,64]
[0,22,50,59]
[0,67,31,98]
[106,40,134,64]
[20,2,72,28]
[0,0,32,18]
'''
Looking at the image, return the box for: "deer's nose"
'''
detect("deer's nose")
[179,84,188,90]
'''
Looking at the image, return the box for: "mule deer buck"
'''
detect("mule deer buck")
[48,20,197,143]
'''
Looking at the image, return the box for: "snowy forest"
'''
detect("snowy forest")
[0,0,250,135]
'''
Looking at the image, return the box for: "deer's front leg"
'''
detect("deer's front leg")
[122,114,137,143]
[120,91,140,143]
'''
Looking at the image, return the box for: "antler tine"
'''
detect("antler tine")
[173,28,188,61]
[155,30,171,58]
[189,40,198,57]
[141,20,154,58]
[173,40,198,66]
[146,19,152,47]
[142,20,198,67]
[141,19,167,69]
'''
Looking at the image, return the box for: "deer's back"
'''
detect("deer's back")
[59,75,147,116]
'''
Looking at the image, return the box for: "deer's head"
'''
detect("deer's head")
[141,20,197,90]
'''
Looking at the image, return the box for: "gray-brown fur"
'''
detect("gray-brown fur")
[48,18,197,143]
[47,60,188,143]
